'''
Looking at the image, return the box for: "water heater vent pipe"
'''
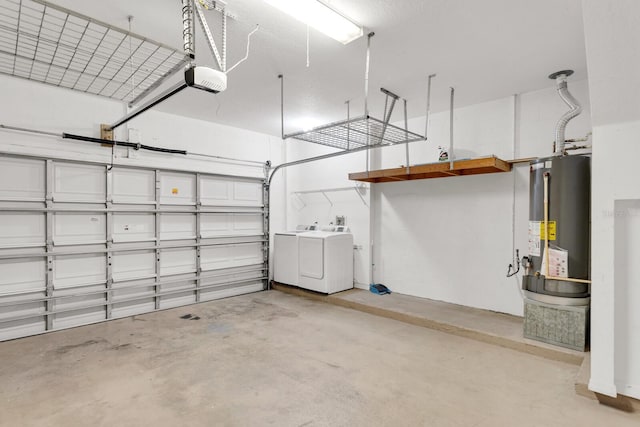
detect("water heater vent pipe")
[549,70,582,155]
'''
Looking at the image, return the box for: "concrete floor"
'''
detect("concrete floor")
[0,291,638,427]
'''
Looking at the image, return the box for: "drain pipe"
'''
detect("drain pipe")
[549,70,582,155]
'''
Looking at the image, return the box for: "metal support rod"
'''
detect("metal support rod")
[543,172,550,278]
[364,32,374,174]
[109,82,188,130]
[346,100,351,150]
[278,74,284,139]
[378,92,397,145]
[425,74,436,141]
[404,98,409,173]
[0,124,59,138]
[449,86,455,170]
[363,32,374,117]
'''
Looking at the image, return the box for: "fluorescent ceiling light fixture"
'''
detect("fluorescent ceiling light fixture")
[265,0,363,44]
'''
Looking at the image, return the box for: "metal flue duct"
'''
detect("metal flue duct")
[549,70,582,155]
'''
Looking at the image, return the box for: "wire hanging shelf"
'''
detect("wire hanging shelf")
[0,0,190,104]
[284,115,425,151]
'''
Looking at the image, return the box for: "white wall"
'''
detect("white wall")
[582,0,640,400]
[284,80,592,314]
[0,74,285,268]
[374,82,591,316]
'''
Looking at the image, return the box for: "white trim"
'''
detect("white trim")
[588,379,618,397]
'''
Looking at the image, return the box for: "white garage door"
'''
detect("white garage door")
[0,154,268,341]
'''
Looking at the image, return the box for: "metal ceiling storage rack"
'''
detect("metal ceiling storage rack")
[0,0,191,104]
[280,33,425,152]
[0,0,253,132]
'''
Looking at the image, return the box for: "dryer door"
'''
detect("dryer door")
[299,237,324,279]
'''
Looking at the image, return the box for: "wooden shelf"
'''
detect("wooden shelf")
[349,156,512,183]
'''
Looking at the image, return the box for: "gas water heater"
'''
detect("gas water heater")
[520,70,591,351]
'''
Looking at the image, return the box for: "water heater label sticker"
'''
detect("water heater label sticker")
[531,163,544,171]
[528,221,541,256]
[540,221,556,241]
[545,161,553,169]
[541,247,569,278]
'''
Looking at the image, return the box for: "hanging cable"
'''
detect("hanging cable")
[226,25,259,73]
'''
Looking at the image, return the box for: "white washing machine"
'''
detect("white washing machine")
[298,228,353,294]
[273,225,316,286]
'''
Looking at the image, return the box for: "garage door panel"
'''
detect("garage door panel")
[200,177,229,205]
[53,163,105,202]
[0,316,46,341]
[112,298,156,318]
[53,213,106,245]
[159,172,195,205]
[112,168,155,204]
[52,304,106,329]
[112,250,155,282]
[200,282,263,302]
[200,243,262,271]
[0,154,266,340]
[54,254,106,289]
[233,214,263,234]
[159,279,196,309]
[111,280,156,318]
[201,213,231,237]
[201,213,262,237]
[201,269,264,286]
[0,213,45,248]
[233,181,262,205]
[113,213,155,242]
[0,293,46,321]
[201,176,262,206]
[0,258,46,294]
[200,246,232,270]
[160,213,196,240]
[160,248,196,276]
[0,157,45,201]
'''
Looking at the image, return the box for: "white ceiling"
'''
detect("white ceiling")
[47,0,587,137]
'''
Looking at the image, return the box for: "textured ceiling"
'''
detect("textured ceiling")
[41,0,587,137]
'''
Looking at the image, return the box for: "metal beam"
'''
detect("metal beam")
[108,82,188,130]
